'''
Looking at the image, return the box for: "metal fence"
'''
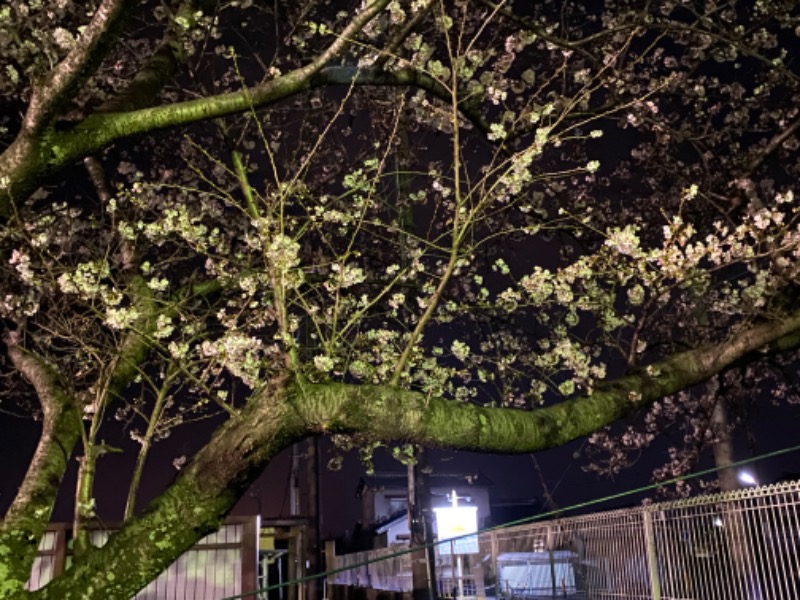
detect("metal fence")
[328,479,800,599]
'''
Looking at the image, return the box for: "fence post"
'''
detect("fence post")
[490,530,499,600]
[53,524,67,580]
[547,525,557,597]
[643,510,662,600]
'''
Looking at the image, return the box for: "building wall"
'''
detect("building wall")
[370,484,491,545]
[26,517,258,599]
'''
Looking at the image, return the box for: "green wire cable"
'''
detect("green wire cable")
[223,442,800,599]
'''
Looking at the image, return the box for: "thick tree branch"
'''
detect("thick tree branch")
[106,276,158,400]
[65,64,487,158]
[23,0,131,133]
[0,63,485,216]
[300,310,800,453]
[0,333,81,593]
[745,115,800,175]
[46,65,485,180]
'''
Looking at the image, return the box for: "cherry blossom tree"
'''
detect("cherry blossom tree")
[1,0,799,597]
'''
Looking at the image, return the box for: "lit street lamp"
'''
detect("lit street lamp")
[738,471,758,486]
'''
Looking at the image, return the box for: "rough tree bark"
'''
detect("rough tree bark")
[0,335,82,594]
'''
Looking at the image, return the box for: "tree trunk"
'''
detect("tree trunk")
[0,340,82,593]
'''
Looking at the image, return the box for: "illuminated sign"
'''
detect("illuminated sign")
[433,505,478,555]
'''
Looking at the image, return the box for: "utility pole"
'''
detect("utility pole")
[710,392,753,596]
[306,438,320,600]
[289,444,302,600]
[408,447,438,600]
[711,399,739,492]
[290,443,301,515]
